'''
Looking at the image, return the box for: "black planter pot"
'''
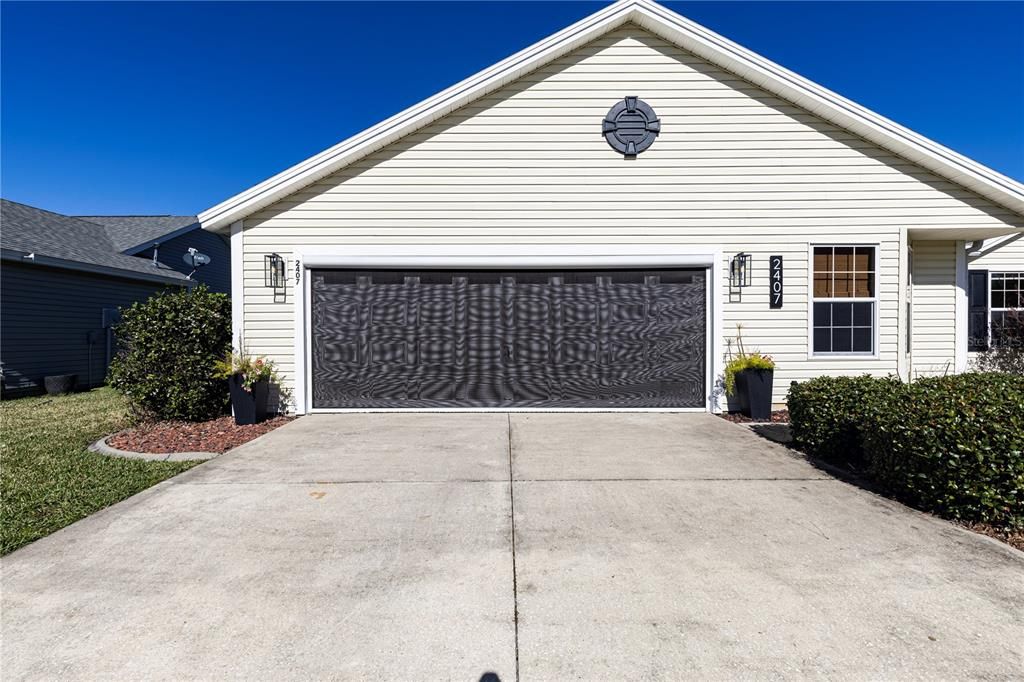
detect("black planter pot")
[740,368,775,420]
[44,374,77,395]
[228,374,270,425]
[733,371,750,414]
[252,379,270,423]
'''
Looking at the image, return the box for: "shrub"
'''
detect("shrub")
[973,310,1024,375]
[108,285,232,421]
[787,375,899,468]
[862,373,1024,529]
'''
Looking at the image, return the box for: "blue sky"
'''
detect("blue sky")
[2,1,1022,216]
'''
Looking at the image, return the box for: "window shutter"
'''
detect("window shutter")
[968,270,989,351]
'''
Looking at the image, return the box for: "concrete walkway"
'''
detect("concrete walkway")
[2,413,1022,680]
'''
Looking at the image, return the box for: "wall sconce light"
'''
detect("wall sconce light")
[265,253,286,302]
[730,252,752,289]
[265,253,285,289]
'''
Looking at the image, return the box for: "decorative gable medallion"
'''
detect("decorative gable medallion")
[602,96,660,157]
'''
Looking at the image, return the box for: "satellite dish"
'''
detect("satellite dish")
[183,248,211,268]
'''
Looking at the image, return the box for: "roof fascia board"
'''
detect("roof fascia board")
[121,222,201,255]
[906,226,1023,241]
[1,249,191,286]
[199,0,1024,232]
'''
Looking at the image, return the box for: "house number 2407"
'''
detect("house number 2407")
[294,260,302,285]
[769,255,783,309]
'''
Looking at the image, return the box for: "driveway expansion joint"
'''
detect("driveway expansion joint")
[507,413,521,682]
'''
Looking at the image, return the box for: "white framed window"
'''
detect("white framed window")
[810,245,878,356]
[990,271,1023,347]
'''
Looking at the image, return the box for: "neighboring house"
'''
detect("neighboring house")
[77,215,231,293]
[197,0,1024,413]
[0,200,229,397]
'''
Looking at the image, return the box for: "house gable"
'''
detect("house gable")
[245,25,1022,234]
[200,0,1024,231]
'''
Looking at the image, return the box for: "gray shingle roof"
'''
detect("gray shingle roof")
[1,199,189,283]
[77,215,200,253]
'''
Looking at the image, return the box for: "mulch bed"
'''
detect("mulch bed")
[958,523,1024,552]
[108,415,295,454]
[719,409,790,424]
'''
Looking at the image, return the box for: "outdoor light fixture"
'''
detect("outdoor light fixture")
[265,253,285,289]
[265,253,287,302]
[730,252,752,289]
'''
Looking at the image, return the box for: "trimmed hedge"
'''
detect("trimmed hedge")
[862,373,1024,529]
[787,375,899,468]
[108,285,232,421]
[788,373,1024,529]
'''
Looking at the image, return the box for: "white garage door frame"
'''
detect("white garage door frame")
[292,244,723,414]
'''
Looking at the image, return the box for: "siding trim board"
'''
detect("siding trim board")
[291,245,723,415]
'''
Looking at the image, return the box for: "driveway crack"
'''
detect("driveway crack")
[507,413,520,682]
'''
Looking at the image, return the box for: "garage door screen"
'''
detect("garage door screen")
[311,269,706,408]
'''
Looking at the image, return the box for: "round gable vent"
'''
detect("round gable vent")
[602,96,660,157]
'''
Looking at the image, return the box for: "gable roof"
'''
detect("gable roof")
[78,215,201,254]
[1,200,190,285]
[198,0,1024,232]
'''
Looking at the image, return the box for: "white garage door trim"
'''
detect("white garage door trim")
[292,244,723,414]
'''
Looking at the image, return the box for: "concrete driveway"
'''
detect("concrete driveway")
[2,414,1022,680]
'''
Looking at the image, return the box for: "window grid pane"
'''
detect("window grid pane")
[991,273,1023,310]
[814,273,832,298]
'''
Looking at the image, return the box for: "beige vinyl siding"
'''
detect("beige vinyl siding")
[969,233,1024,271]
[239,26,1023,407]
[910,241,957,377]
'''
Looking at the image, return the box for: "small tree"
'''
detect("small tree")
[108,285,232,421]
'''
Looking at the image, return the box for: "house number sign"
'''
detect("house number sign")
[295,260,302,285]
[769,255,783,308]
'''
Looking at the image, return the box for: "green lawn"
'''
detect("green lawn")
[0,387,199,555]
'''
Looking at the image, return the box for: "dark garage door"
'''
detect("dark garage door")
[310,269,706,408]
